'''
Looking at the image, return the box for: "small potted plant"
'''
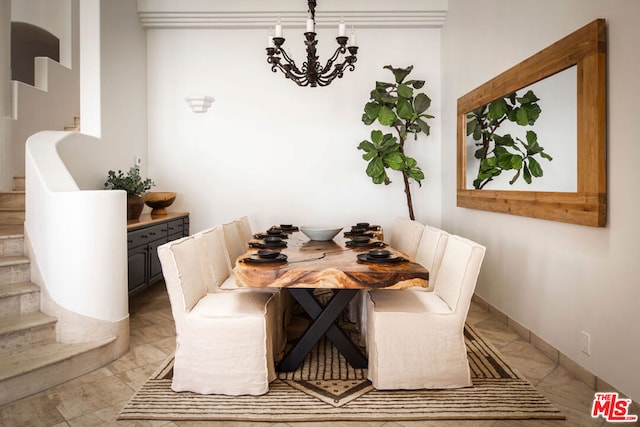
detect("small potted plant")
[104,165,155,220]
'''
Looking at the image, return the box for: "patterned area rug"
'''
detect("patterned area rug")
[119,324,564,422]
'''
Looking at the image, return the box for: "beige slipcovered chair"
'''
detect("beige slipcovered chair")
[157,235,276,395]
[410,225,450,292]
[352,217,426,340]
[366,234,486,390]
[389,216,425,259]
[237,215,254,244]
[222,220,247,270]
[200,224,288,355]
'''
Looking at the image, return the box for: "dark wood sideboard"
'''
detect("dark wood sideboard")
[127,212,189,296]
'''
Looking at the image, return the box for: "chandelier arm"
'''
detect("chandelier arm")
[277,49,305,75]
[318,45,346,75]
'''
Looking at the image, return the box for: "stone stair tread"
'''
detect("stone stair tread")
[0,312,56,336]
[0,339,115,382]
[0,225,24,237]
[0,281,39,298]
[0,255,30,267]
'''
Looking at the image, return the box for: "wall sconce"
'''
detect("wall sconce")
[185,95,214,113]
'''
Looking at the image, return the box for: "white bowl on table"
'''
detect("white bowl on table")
[300,226,343,241]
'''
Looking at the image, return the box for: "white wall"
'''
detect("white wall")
[146,25,442,234]
[442,0,640,402]
[77,0,148,185]
[0,0,10,190]
[11,0,72,67]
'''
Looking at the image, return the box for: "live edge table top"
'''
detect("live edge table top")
[232,231,429,290]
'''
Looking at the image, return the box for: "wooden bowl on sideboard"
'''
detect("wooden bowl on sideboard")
[141,192,177,215]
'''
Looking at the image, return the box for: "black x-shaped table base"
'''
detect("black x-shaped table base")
[277,288,368,372]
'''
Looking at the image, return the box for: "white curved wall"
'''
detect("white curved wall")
[26,131,128,322]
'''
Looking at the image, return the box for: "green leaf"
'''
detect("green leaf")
[396,98,414,120]
[406,157,417,168]
[415,117,431,136]
[381,93,397,104]
[540,152,553,161]
[398,124,408,141]
[497,153,514,169]
[523,164,532,184]
[515,107,530,126]
[474,146,487,159]
[375,81,394,91]
[493,134,515,146]
[384,152,405,170]
[517,90,540,105]
[384,65,413,83]
[361,113,375,125]
[372,173,387,185]
[522,103,541,123]
[364,102,381,121]
[414,93,431,114]
[410,80,425,89]
[362,150,377,161]
[370,129,383,144]
[370,89,383,103]
[407,168,424,181]
[397,85,413,98]
[357,140,375,152]
[366,157,385,178]
[528,157,543,177]
[510,155,523,170]
[466,118,477,136]
[487,98,508,121]
[378,106,397,126]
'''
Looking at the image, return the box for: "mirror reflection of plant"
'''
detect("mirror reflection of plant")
[466,90,552,189]
[357,65,434,220]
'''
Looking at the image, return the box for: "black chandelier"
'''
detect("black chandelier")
[266,0,358,87]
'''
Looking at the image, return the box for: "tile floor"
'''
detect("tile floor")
[0,283,630,426]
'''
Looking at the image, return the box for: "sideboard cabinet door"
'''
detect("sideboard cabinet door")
[127,213,189,297]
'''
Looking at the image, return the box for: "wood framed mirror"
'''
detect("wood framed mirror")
[456,19,606,227]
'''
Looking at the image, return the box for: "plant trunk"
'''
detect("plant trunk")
[402,171,415,220]
[397,132,416,220]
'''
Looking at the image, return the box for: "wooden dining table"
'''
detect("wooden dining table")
[232,227,429,372]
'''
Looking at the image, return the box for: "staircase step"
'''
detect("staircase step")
[0,255,30,284]
[0,282,40,318]
[0,312,57,354]
[64,116,80,132]
[0,208,25,225]
[0,338,116,406]
[0,233,24,256]
[0,224,24,237]
[12,177,25,192]
[0,192,25,210]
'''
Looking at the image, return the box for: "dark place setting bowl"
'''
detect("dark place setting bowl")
[257,249,281,259]
[368,249,391,259]
[351,235,370,243]
[264,236,283,244]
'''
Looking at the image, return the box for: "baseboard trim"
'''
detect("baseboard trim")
[471,293,639,415]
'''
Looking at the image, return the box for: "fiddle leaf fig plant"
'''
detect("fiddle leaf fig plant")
[357,65,434,220]
[466,90,553,189]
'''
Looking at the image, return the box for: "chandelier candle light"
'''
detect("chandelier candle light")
[266,0,358,87]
